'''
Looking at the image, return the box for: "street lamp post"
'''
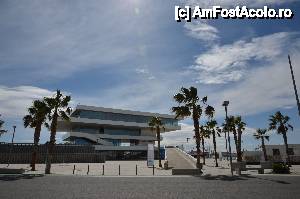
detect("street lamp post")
[222,101,233,176]
[288,55,300,117]
[7,125,16,167]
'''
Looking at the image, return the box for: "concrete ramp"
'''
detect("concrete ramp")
[166,148,196,169]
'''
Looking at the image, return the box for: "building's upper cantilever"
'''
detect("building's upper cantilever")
[74,105,178,119]
[58,105,181,132]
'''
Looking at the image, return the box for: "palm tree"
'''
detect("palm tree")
[253,128,269,161]
[226,116,237,157]
[221,122,229,159]
[269,111,293,166]
[235,116,246,162]
[23,100,50,171]
[0,114,7,138]
[172,87,205,169]
[206,120,221,167]
[149,117,165,167]
[226,115,246,162]
[44,90,71,174]
[204,105,220,167]
[200,125,210,165]
[202,105,215,164]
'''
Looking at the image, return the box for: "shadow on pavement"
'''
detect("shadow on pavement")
[252,176,291,184]
[198,174,291,184]
[0,174,44,181]
[199,174,252,181]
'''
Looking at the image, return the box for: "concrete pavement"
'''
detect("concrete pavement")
[0,175,299,199]
[166,148,196,169]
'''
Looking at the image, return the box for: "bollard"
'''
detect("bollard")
[73,165,75,175]
[102,165,104,176]
[152,165,154,176]
[87,165,90,175]
[136,165,137,176]
[119,165,120,176]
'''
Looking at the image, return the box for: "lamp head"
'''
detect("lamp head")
[222,101,229,107]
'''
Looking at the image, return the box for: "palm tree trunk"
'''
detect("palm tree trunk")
[212,132,218,167]
[233,129,240,161]
[45,111,58,174]
[201,135,205,165]
[157,127,162,167]
[261,137,268,161]
[192,108,201,169]
[237,130,242,162]
[31,123,41,171]
[282,132,291,166]
[224,132,228,160]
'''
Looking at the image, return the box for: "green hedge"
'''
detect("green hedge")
[272,163,290,174]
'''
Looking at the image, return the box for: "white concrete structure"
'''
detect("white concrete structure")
[265,144,300,163]
[57,105,180,155]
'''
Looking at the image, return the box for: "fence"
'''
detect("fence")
[0,143,105,164]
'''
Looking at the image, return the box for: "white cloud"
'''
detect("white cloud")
[0,85,53,118]
[206,51,300,117]
[135,66,156,80]
[191,32,297,84]
[181,0,297,43]
[0,1,162,81]
[184,21,219,42]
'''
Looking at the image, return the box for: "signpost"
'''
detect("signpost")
[147,144,154,167]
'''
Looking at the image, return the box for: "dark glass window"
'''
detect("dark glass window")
[75,110,179,126]
[273,149,280,156]
[288,148,294,155]
[104,128,140,136]
[99,127,104,134]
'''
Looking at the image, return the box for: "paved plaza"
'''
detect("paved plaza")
[2,147,300,176]
[0,175,300,199]
[0,160,171,176]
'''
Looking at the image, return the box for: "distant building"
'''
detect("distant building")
[220,152,237,160]
[188,150,210,158]
[265,144,300,163]
[243,151,262,163]
[242,144,300,164]
[57,105,181,159]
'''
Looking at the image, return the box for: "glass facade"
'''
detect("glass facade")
[74,138,94,145]
[72,126,141,136]
[72,110,178,126]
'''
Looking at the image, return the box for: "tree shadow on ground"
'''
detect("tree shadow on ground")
[250,175,291,184]
[199,174,253,181]
[0,174,44,181]
[197,174,291,184]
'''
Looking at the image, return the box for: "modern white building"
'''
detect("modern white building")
[57,105,180,159]
[265,144,300,163]
[242,144,300,163]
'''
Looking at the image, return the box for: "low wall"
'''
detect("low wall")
[0,143,105,164]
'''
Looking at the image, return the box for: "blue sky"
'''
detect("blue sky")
[0,0,299,152]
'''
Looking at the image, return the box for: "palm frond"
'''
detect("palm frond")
[265,136,270,141]
[59,111,70,121]
[61,95,71,107]
[171,106,191,119]
[205,105,215,119]
[23,115,33,128]
[173,93,185,103]
[189,86,198,100]
[201,96,207,104]
[288,124,293,131]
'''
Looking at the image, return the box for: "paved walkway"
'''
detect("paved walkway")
[166,148,196,169]
[0,161,172,176]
